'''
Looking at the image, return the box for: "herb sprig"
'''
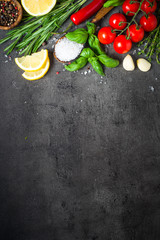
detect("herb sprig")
[65,22,119,76]
[138,8,160,64]
[0,0,87,55]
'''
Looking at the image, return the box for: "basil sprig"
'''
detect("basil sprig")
[88,57,105,76]
[80,48,95,58]
[87,22,96,35]
[88,34,104,55]
[104,0,124,8]
[66,28,88,44]
[65,22,119,76]
[65,57,88,72]
[98,54,119,68]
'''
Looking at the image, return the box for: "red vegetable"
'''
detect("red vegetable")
[141,0,157,14]
[70,0,106,25]
[140,14,157,32]
[122,0,140,16]
[126,24,144,42]
[109,13,127,30]
[113,35,132,54]
[98,26,116,44]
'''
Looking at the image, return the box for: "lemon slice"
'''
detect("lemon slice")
[15,49,48,72]
[21,0,57,16]
[22,58,50,81]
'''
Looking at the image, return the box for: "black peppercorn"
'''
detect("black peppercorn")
[0,1,19,27]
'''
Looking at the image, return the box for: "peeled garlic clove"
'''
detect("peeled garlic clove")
[137,58,151,72]
[123,54,135,71]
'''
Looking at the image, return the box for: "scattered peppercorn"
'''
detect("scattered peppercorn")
[0,1,19,27]
[42,41,47,46]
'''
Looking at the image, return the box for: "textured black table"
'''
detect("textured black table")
[0,7,160,240]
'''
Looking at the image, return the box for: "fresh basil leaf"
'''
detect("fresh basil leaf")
[98,54,119,68]
[104,0,124,7]
[87,22,96,35]
[66,28,88,44]
[88,57,105,76]
[80,48,95,58]
[65,57,88,72]
[88,34,104,55]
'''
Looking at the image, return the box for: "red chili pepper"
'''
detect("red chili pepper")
[70,0,106,25]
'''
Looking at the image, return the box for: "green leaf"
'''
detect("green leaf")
[87,22,96,35]
[65,57,88,72]
[88,57,105,76]
[88,34,104,55]
[98,54,119,68]
[66,28,89,44]
[104,0,124,7]
[80,48,95,58]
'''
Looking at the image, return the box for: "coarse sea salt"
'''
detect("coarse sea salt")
[54,37,83,62]
[149,86,154,92]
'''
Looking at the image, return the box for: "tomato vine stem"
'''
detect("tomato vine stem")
[118,0,145,36]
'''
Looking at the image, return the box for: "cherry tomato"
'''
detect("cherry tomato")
[109,13,127,30]
[126,24,144,42]
[141,0,157,14]
[98,26,116,44]
[140,14,157,32]
[122,0,140,16]
[113,35,132,54]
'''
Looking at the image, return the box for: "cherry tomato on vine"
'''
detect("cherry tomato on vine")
[113,35,132,54]
[140,14,157,32]
[98,26,116,44]
[126,24,144,42]
[122,0,140,16]
[141,0,157,14]
[109,13,127,30]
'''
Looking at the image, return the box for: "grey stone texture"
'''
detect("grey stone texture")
[0,7,160,240]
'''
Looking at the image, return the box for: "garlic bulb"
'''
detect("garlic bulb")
[123,54,135,71]
[137,58,151,72]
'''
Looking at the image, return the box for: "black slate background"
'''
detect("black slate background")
[0,5,160,240]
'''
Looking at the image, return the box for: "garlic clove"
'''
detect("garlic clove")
[123,54,135,71]
[137,58,151,72]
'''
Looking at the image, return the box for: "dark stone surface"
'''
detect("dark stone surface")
[0,7,160,240]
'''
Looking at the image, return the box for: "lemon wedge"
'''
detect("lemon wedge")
[15,49,48,72]
[21,0,57,16]
[22,57,50,81]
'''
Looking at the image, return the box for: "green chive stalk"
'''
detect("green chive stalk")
[0,0,87,55]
